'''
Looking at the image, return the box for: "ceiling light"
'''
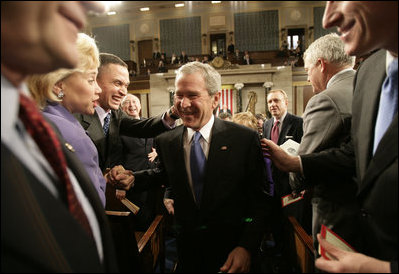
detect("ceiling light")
[107,11,116,15]
[140,7,150,11]
[175,3,185,8]
[100,1,121,12]
[212,1,221,3]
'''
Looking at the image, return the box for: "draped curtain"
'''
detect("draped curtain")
[92,24,130,61]
[160,17,201,57]
[234,10,279,52]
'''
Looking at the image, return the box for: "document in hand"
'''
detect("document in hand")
[319,224,356,260]
[280,139,300,156]
[281,192,304,207]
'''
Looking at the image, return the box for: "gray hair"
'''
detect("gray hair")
[175,61,221,96]
[304,33,355,67]
[121,93,139,106]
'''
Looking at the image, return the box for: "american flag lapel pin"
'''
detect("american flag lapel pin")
[220,146,228,151]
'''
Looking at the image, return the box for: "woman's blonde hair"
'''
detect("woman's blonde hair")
[28,33,99,108]
[232,111,258,131]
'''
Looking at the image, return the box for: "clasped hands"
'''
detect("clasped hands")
[104,165,135,191]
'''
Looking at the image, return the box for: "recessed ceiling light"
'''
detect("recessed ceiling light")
[140,7,150,11]
[175,3,185,8]
[212,1,221,3]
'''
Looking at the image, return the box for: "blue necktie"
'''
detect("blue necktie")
[190,131,206,205]
[373,59,398,154]
[103,112,111,136]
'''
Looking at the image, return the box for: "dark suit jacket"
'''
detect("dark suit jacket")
[1,125,118,272]
[301,50,397,268]
[134,118,272,272]
[120,124,157,230]
[263,113,303,197]
[75,108,167,172]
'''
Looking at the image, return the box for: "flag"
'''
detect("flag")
[219,85,234,115]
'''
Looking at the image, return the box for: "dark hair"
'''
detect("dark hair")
[98,53,127,77]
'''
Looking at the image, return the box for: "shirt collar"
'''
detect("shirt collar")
[1,75,32,138]
[327,68,355,89]
[386,51,396,73]
[187,114,214,144]
[274,110,287,124]
[95,106,111,125]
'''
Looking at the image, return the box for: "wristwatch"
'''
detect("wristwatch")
[168,107,180,120]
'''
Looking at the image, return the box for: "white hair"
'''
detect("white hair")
[304,33,355,67]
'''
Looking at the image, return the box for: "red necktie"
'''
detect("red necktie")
[18,93,93,238]
[271,120,280,144]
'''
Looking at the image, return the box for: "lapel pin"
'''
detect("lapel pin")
[220,146,228,151]
[65,142,75,152]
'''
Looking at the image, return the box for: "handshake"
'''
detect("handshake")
[104,165,135,191]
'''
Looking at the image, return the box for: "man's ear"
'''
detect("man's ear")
[212,91,221,109]
[319,58,327,73]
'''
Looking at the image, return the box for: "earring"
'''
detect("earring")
[58,90,64,99]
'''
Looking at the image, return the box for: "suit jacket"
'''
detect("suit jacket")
[134,118,271,272]
[75,108,167,172]
[263,112,303,197]
[290,69,361,250]
[1,124,118,272]
[291,69,358,201]
[301,50,397,265]
[120,122,157,230]
[43,103,106,206]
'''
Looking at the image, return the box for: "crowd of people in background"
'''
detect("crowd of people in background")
[2,1,397,273]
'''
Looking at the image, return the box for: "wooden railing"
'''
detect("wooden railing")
[288,216,315,273]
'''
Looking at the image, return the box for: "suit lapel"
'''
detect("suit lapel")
[201,119,231,208]
[358,115,398,197]
[80,113,106,167]
[355,50,386,180]
[279,113,292,145]
[263,119,272,139]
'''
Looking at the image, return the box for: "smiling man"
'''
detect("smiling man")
[75,53,178,172]
[261,1,398,272]
[113,61,273,272]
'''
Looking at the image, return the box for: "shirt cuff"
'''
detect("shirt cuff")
[298,155,304,176]
[161,112,176,129]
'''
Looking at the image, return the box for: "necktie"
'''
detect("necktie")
[190,131,206,205]
[373,59,398,154]
[271,120,280,144]
[18,94,93,238]
[103,112,111,136]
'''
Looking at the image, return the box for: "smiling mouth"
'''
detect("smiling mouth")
[338,20,355,38]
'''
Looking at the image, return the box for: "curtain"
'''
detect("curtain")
[234,10,279,52]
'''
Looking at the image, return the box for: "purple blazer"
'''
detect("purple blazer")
[43,102,106,206]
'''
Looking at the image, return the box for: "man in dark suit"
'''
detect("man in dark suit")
[262,1,397,272]
[262,89,305,272]
[111,61,272,273]
[1,2,119,272]
[263,89,303,200]
[75,53,177,172]
[75,53,179,272]
[120,94,158,231]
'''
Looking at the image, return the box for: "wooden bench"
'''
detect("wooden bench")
[288,216,315,273]
[135,215,165,273]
